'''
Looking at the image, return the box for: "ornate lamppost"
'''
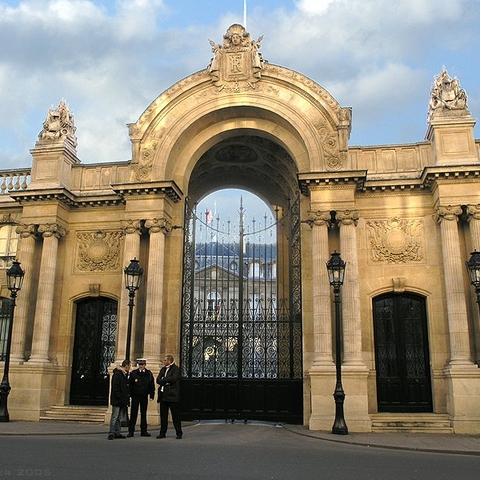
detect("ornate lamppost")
[326,251,348,435]
[0,260,25,422]
[124,258,143,362]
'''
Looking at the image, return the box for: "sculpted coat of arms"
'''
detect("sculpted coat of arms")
[209,24,264,92]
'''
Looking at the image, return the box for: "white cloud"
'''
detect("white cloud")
[0,0,478,168]
[296,0,337,15]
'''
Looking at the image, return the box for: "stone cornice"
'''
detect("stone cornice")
[420,164,480,188]
[9,188,124,208]
[111,180,183,203]
[298,170,367,196]
[340,164,480,193]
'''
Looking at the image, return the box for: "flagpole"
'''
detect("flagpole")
[244,0,247,29]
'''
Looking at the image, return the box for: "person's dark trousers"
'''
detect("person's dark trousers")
[159,401,182,437]
[129,395,148,434]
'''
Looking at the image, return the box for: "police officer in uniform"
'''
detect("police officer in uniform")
[128,358,155,437]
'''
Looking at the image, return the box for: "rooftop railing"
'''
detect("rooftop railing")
[0,169,31,195]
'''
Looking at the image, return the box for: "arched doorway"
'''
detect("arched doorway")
[180,137,303,424]
[70,297,118,405]
[373,293,433,412]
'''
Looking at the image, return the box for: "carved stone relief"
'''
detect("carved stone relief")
[315,123,346,170]
[208,24,264,92]
[131,137,159,182]
[366,217,423,263]
[428,67,468,120]
[76,230,123,272]
[38,99,77,147]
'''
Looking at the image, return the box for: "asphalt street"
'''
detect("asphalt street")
[1,422,479,480]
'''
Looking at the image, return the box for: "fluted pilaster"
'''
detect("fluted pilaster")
[143,218,172,365]
[28,223,66,363]
[10,224,37,363]
[467,204,480,250]
[337,210,364,366]
[435,205,472,365]
[116,219,142,362]
[307,211,333,366]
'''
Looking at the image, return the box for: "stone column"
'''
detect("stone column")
[337,210,364,366]
[143,218,172,366]
[116,219,142,362]
[307,211,333,366]
[435,205,472,365]
[467,204,480,249]
[28,223,66,363]
[10,224,37,363]
[466,204,480,364]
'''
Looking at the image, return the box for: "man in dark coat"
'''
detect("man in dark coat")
[128,358,155,437]
[108,359,131,440]
[156,354,183,439]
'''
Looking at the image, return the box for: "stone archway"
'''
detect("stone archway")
[124,24,352,425]
[179,135,303,422]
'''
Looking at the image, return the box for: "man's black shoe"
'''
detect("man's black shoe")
[141,432,151,437]
[127,432,134,437]
[176,435,182,439]
[115,434,126,439]
[156,434,166,439]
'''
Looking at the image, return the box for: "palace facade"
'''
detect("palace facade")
[1,24,480,433]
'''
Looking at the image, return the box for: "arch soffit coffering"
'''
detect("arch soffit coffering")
[128,64,350,184]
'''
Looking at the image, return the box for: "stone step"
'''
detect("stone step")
[371,413,453,433]
[40,405,107,424]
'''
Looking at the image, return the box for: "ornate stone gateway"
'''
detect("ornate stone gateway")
[180,196,303,423]
[373,293,433,412]
[70,298,118,406]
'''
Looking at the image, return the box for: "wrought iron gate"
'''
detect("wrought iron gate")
[373,293,433,412]
[70,297,118,405]
[180,197,303,423]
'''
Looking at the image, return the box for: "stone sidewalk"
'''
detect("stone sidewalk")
[1,420,480,455]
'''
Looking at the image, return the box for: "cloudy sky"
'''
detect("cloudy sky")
[1,0,479,173]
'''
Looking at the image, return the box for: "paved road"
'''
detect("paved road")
[1,422,479,480]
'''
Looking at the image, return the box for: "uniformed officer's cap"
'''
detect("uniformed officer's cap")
[137,358,147,365]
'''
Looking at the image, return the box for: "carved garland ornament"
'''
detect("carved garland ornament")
[315,124,345,170]
[76,230,123,272]
[366,217,423,264]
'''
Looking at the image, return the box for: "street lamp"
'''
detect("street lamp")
[466,250,480,308]
[124,258,143,362]
[326,251,348,435]
[0,260,25,422]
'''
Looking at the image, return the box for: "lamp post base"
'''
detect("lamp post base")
[0,386,11,422]
[332,384,348,435]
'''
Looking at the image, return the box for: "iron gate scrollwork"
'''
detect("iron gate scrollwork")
[70,297,118,405]
[180,197,303,423]
[373,293,432,412]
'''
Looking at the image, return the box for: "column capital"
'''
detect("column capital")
[306,210,331,228]
[145,217,172,234]
[16,223,38,239]
[120,219,143,235]
[38,223,67,239]
[434,205,462,223]
[336,209,359,227]
[466,204,480,221]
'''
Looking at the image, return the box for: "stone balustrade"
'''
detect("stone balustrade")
[0,169,31,195]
